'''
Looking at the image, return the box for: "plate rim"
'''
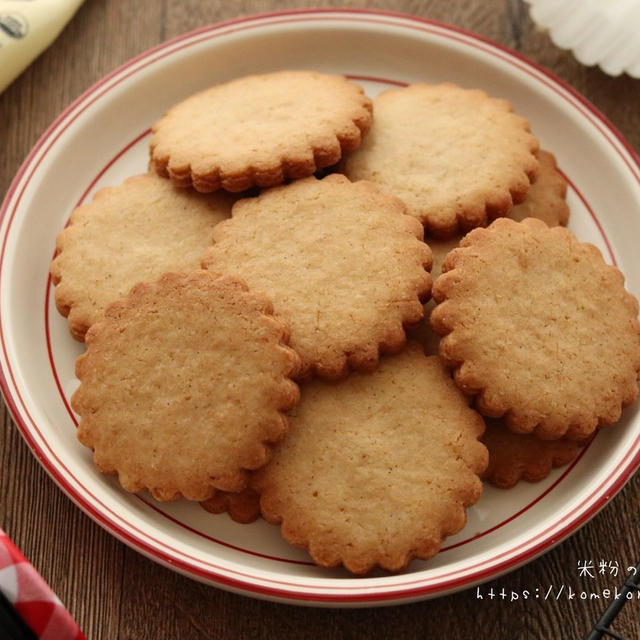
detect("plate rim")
[1,7,640,605]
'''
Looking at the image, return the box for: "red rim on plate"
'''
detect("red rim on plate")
[1,9,640,605]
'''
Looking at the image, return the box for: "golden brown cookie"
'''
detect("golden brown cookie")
[253,344,488,575]
[200,488,261,524]
[202,174,432,380]
[343,82,539,236]
[72,271,300,502]
[408,154,568,354]
[481,420,582,489]
[50,173,233,341]
[150,71,373,193]
[509,150,569,226]
[431,217,640,440]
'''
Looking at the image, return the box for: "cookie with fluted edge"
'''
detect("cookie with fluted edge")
[253,344,487,575]
[409,148,569,354]
[406,234,460,354]
[431,217,640,440]
[51,173,233,341]
[150,71,373,193]
[509,150,569,226]
[343,82,539,236]
[202,174,432,380]
[72,271,300,502]
[201,488,261,524]
[481,420,584,489]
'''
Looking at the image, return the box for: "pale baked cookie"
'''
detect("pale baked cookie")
[51,173,233,341]
[253,344,488,575]
[72,272,300,502]
[431,217,640,440]
[150,71,373,193]
[482,420,583,489]
[201,488,261,524]
[202,174,432,380]
[343,82,539,236]
[509,150,569,226]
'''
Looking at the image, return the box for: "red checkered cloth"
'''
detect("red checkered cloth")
[0,528,85,640]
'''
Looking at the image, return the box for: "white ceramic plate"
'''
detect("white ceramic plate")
[2,10,640,607]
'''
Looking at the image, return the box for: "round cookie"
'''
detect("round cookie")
[51,173,233,341]
[150,71,373,193]
[253,344,488,575]
[72,272,301,502]
[202,174,432,380]
[509,150,569,226]
[406,234,460,355]
[343,82,539,236]
[431,217,640,440]
[481,420,583,489]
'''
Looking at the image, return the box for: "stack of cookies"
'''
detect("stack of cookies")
[50,70,640,575]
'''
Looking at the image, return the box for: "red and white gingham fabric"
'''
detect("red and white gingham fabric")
[0,528,85,640]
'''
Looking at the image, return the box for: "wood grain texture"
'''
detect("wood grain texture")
[1,0,639,638]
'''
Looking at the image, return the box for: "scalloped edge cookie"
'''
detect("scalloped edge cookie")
[202,174,432,380]
[253,344,487,575]
[73,271,301,501]
[150,71,373,193]
[50,172,233,341]
[509,149,569,226]
[343,82,539,236]
[431,217,640,440]
[481,419,585,488]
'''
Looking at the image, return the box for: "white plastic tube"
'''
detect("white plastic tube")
[0,0,84,93]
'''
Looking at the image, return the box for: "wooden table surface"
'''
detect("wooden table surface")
[1,1,639,638]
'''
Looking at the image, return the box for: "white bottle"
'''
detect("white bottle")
[0,0,84,93]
